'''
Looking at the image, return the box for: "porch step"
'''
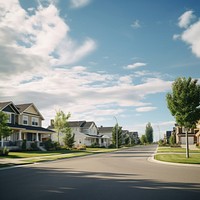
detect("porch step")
[38,146,47,151]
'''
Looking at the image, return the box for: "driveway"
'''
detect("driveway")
[0,145,199,200]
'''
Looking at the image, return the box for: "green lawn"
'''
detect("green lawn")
[155,154,200,164]
[157,147,200,153]
[0,148,117,167]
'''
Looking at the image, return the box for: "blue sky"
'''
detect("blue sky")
[0,0,200,140]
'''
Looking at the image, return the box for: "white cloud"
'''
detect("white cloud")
[136,107,157,112]
[0,0,96,75]
[172,34,180,40]
[178,10,195,28]
[175,10,200,58]
[70,0,91,9]
[181,20,200,58]
[131,20,141,29]
[124,62,147,70]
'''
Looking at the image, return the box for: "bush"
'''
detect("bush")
[90,143,99,148]
[30,142,38,151]
[108,144,116,148]
[21,140,27,151]
[0,147,9,156]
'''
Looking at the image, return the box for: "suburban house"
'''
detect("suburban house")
[195,121,200,144]
[174,124,198,145]
[48,120,110,147]
[98,126,113,146]
[0,101,54,150]
[128,131,140,144]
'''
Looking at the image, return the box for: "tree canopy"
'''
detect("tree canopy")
[54,110,71,144]
[166,77,200,158]
[112,123,122,148]
[145,122,153,143]
[166,77,200,129]
[0,111,12,147]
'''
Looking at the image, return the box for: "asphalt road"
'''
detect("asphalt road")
[0,145,200,200]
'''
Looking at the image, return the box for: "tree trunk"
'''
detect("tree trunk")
[186,130,189,158]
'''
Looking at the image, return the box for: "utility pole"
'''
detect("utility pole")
[113,116,118,148]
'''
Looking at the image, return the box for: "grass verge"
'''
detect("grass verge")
[155,154,200,164]
[0,148,117,168]
[157,147,200,153]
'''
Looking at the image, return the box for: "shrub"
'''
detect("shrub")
[30,142,38,150]
[108,144,116,148]
[21,140,27,151]
[0,147,9,156]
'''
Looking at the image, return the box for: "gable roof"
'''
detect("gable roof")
[68,121,86,128]
[0,101,20,114]
[98,126,113,133]
[16,103,44,120]
[16,103,32,113]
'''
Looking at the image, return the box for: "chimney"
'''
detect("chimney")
[51,119,54,126]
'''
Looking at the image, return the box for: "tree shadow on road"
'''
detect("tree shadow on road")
[0,165,199,200]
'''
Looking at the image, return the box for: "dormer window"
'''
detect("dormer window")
[32,117,39,126]
[23,115,28,125]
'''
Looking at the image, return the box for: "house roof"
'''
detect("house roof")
[16,103,44,120]
[0,102,11,110]
[16,103,32,113]
[68,121,86,127]
[8,123,55,134]
[0,101,20,114]
[82,121,94,129]
[98,126,113,133]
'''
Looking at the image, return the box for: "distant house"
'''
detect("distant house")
[98,126,113,146]
[195,121,200,144]
[49,120,110,147]
[128,132,140,144]
[0,101,54,150]
[166,131,172,144]
[174,124,197,145]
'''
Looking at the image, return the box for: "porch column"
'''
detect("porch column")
[36,132,39,147]
[99,138,101,147]
[18,130,22,141]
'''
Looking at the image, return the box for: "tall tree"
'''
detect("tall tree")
[112,123,122,148]
[63,126,75,149]
[145,122,153,143]
[0,111,12,147]
[53,110,71,144]
[166,77,200,158]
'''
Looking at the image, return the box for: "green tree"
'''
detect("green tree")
[140,134,147,144]
[112,123,122,148]
[145,122,153,143]
[63,127,75,149]
[53,110,71,145]
[0,111,12,147]
[166,77,200,158]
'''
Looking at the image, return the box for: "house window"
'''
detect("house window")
[23,116,28,125]
[32,117,39,126]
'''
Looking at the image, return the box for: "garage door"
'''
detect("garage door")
[180,137,194,144]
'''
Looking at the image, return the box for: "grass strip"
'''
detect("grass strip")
[157,147,200,153]
[155,154,200,164]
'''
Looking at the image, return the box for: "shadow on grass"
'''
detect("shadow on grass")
[0,166,199,200]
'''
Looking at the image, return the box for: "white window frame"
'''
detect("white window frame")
[23,115,28,125]
[32,117,39,126]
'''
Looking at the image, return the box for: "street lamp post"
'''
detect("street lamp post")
[113,116,118,148]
